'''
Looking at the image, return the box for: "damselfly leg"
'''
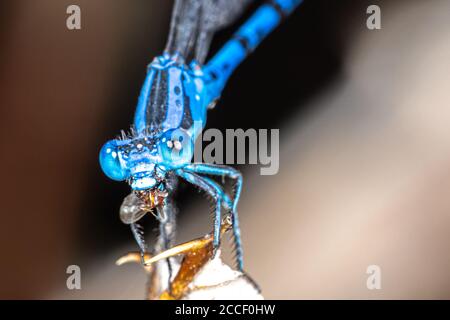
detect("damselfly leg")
[176,163,243,270]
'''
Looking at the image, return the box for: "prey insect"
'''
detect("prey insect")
[99,0,302,272]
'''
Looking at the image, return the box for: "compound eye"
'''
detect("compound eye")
[99,140,130,181]
[159,128,193,166]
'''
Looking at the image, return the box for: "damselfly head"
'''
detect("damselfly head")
[99,134,162,187]
[100,127,194,182]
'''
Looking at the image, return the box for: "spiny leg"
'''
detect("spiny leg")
[175,169,232,253]
[176,169,222,249]
[184,164,242,211]
[130,222,147,264]
[199,175,245,270]
[196,175,234,249]
[183,163,244,270]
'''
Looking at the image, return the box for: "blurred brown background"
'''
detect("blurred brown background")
[1,0,450,299]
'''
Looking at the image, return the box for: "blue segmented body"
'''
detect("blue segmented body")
[99,0,303,271]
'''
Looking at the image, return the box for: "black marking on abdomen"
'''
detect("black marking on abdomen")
[232,34,252,55]
[266,0,287,19]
